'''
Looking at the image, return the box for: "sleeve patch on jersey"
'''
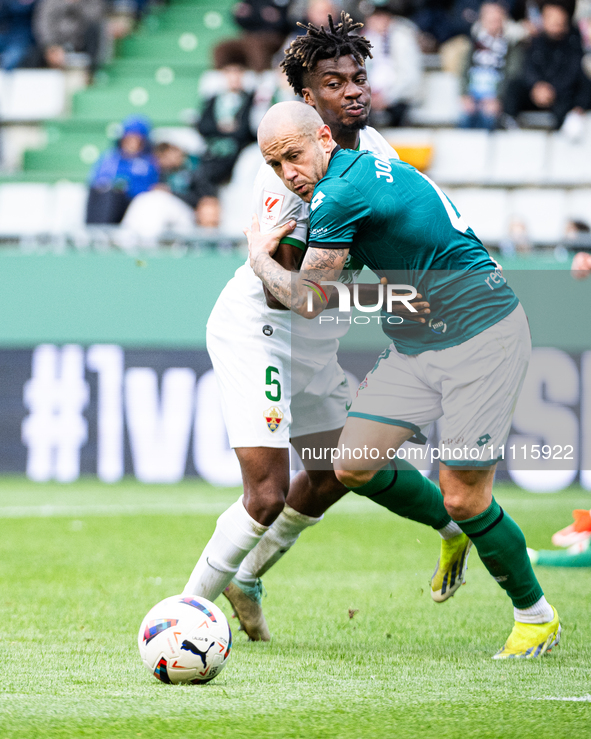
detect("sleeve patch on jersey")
[261,191,285,227]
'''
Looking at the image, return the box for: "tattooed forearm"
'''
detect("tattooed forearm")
[253,252,296,311]
[251,246,350,317]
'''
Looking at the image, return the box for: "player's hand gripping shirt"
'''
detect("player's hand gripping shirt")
[308,149,519,355]
[223,126,398,341]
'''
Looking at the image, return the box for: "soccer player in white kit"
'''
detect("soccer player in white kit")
[183,14,467,640]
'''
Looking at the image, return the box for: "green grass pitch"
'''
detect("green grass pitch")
[0,477,590,738]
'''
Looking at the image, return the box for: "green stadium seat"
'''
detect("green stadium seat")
[0,171,86,184]
[142,7,236,33]
[23,141,107,174]
[14,0,237,180]
[119,29,229,63]
[99,61,208,81]
[71,76,201,125]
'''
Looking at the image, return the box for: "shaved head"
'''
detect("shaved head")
[258,101,325,149]
[257,101,336,202]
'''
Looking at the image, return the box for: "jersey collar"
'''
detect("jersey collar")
[330,144,342,162]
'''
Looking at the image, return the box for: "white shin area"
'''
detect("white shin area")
[182,496,268,601]
[437,520,463,540]
[234,504,323,586]
[514,595,554,624]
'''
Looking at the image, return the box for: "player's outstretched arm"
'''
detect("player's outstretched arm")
[247,214,350,316]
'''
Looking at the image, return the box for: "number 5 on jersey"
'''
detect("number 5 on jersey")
[265,366,281,401]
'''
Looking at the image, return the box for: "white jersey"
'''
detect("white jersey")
[206,128,398,447]
[221,126,398,340]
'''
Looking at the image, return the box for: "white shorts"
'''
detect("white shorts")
[349,304,531,466]
[207,304,350,449]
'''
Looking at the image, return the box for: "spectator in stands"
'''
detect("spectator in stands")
[571,250,591,278]
[364,0,422,127]
[503,1,590,130]
[564,219,591,278]
[120,142,222,241]
[214,0,293,72]
[86,114,159,225]
[459,1,525,129]
[33,0,105,74]
[498,216,531,256]
[195,195,222,228]
[413,0,529,73]
[0,0,37,71]
[196,53,256,185]
[154,142,217,211]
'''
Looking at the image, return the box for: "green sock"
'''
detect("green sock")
[537,548,591,568]
[456,497,543,608]
[349,460,451,530]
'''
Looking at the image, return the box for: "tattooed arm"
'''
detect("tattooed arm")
[246,214,350,317]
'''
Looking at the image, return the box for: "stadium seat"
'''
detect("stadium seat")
[152,127,206,155]
[407,72,461,126]
[101,60,209,81]
[0,182,87,234]
[120,29,229,63]
[51,182,88,233]
[71,76,201,125]
[142,6,235,33]
[566,189,591,226]
[447,188,509,244]
[509,189,567,245]
[428,129,490,184]
[0,184,52,235]
[0,70,67,122]
[489,131,548,185]
[382,128,435,171]
[547,132,591,185]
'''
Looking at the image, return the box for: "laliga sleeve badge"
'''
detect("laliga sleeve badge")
[261,191,285,228]
[264,406,283,433]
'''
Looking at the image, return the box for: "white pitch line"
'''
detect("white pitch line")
[533,695,591,702]
[0,502,233,519]
[0,496,382,519]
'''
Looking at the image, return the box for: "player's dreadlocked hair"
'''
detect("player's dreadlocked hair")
[281,12,372,97]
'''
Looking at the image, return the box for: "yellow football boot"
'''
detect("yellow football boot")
[431,532,472,602]
[493,607,561,659]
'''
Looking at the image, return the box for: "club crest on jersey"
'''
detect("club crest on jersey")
[264,406,284,432]
[261,191,285,227]
[428,317,447,334]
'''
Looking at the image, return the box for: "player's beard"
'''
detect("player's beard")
[335,111,369,136]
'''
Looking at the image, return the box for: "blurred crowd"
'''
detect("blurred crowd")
[2,0,590,248]
[0,0,156,74]
[79,0,591,240]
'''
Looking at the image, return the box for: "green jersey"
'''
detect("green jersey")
[308,148,519,355]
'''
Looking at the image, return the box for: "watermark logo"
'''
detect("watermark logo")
[305,280,417,314]
[302,279,328,304]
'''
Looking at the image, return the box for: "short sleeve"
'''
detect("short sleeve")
[308,179,370,246]
[253,164,308,251]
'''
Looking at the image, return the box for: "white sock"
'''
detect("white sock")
[514,595,554,624]
[438,520,463,540]
[182,496,268,601]
[234,504,323,586]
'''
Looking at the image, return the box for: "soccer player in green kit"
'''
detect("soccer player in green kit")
[246,100,561,659]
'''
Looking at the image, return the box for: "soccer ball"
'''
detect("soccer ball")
[138,595,232,685]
